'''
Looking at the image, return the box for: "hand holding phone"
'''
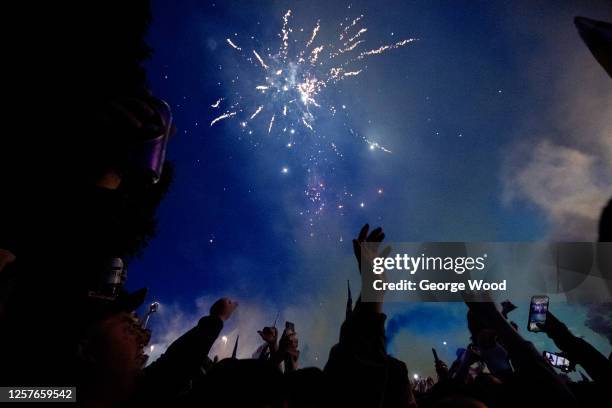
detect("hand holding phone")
[527,295,549,332]
[543,351,572,372]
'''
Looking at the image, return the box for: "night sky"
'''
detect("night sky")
[129,0,612,378]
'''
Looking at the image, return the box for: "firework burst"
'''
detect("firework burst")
[211,9,414,143]
[210,9,415,219]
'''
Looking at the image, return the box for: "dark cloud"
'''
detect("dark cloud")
[584,303,612,346]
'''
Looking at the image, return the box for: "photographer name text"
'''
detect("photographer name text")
[372,279,507,292]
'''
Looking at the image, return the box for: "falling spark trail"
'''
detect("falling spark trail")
[310,46,324,64]
[367,141,392,153]
[343,70,361,77]
[268,114,276,134]
[256,85,269,91]
[226,38,242,51]
[280,10,292,60]
[348,128,392,154]
[306,20,320,48]
[210,111,236,126]
[340,40,363,53]
[250,106,263,120]
[358,38,417,59]
[346,28,367,45]
[302,117,313,130]
[339,15,364,40]
[253,50,269,69]
[211,98,223,108]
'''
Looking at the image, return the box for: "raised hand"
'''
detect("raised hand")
[435,359,450,382]
[258,326,278,345]
[352,224,391,312]
[537,311,567,335]
[210,298,238,321]
[279,330,299,372]
[352,224,391,274]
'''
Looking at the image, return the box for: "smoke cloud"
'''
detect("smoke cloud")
[502,7,612,240]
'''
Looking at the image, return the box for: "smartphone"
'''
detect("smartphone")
[527,295,549,332]
[543,351,571,372]
[285,321,295,334]
[432,348,439,363]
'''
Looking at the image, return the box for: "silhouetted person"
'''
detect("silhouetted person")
[0,0,174,388]
[134,298,238,404]
[540,311,612,383]
[326,224,415,408]
[76,288,150,407]
[187,358,285,408]
[574,17,612,78]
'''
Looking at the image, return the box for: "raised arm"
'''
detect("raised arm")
[138,298,238,401]
[542,311,612,383]
[465,301,577,406]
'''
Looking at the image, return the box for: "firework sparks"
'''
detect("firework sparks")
[306,20,320,48]
[339,39,363,54]
[211,9,413,214]
[310,45,324,64]
[226,38,242,51]
[343,70,362,77]
[280,10,292,61]
[250,105,264,120]
[210,111,236,126]
[367,140,393,154]
[268,114,276,134]
[346,28,367,45]
[339,15,364,41]
[213,9,414,137]
[253,50,269,69]
[357,38,417,59]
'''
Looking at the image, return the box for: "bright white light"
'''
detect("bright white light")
[221,336,228,344]
[282,167,289,174]
[360,202,365,208]
[443,341,447,345]
[413,374,419,380]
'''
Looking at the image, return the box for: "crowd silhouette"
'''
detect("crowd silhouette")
[1,1,611,407]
